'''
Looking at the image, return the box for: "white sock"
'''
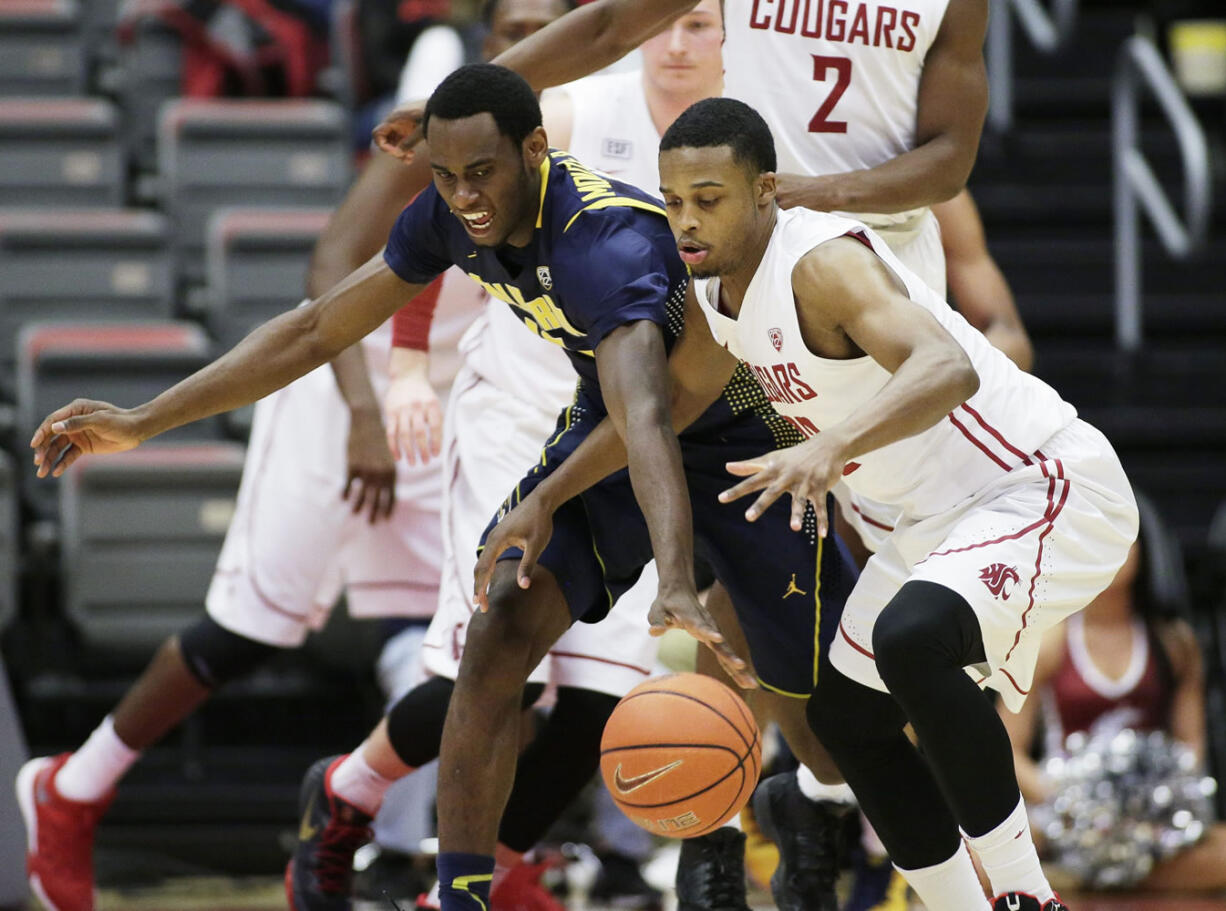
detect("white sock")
[965,797,1053,903]
[56,716,139,802]
[330,748,397,815]
[795,764,855,805]
[895,844,991,910]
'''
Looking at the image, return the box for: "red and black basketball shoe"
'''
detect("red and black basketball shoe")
[285,754,373,911]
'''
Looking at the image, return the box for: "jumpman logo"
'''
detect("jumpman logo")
[783,573,807,599]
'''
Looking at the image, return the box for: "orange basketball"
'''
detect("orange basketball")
[599,672,762,839]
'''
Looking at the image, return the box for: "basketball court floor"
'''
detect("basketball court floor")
[77,874,1226,911]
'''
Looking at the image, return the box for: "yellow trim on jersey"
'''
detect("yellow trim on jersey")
[450,873,493,911]
[756,677,809,700]
[540,405,575,467]
[812,536,824,690]
[564,197,667,233]
[535,156,550,229]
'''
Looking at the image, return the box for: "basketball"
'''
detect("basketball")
[599,672,762,839]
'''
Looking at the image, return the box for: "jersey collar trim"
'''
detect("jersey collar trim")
[535,156,550,229]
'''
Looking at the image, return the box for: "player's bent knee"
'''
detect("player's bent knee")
[178,616,281,689]
[871,581,984,692]
[807,664,905,752]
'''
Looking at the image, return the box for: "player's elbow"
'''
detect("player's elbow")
[293,301,348,366]
[949,354,980,404]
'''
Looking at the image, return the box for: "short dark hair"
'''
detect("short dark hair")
[423,63,542,147]
[659,97,777,174]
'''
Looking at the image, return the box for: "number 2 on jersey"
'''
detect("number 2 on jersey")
[809,55,851,134]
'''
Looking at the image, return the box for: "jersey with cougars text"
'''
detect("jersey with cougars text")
[693,206,1078,521]
[722,0,951,230]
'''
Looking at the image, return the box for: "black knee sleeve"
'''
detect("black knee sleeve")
[871,580,985,695]
[386,676,547,769]
[177,616,280,689]
[498,686,621,852]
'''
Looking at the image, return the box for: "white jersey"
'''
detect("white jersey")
[722,0,950,232]
[549,70,663,198]
[695,206,1077,522]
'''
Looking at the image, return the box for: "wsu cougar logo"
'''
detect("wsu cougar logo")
[768,327,783,351]
[979,563,1020,600]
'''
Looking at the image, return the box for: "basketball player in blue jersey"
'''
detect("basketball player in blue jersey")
[28,64,857,911]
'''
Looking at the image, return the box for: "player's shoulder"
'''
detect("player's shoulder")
[551,68,641,104]
[545,150,667,239]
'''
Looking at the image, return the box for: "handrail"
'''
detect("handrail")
[987,0,1079,133]
[1112,35,1211,351]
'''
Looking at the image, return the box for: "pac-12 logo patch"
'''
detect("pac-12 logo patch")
[768,327,784,351]
[979,563,1020,600]
[536,266,553,290]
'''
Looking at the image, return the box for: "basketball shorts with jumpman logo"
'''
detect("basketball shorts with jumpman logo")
[478,372,859,697]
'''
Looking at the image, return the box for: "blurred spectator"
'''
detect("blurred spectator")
[999,499,1226,892]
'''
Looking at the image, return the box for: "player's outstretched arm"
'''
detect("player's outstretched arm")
[30,258,430,477]
[374,0,697,160]
[720,236,980,531]
[775,0,988,215]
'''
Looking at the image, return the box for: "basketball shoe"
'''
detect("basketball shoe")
[751,771,850,911]
[991,894,1070,911]
[675,827,752,911]
[490,861,567,911]
[16,753,113,911]
[286,754,373,911]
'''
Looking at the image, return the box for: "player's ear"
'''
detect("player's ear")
[523,126,549,168]
[757,172,777,207]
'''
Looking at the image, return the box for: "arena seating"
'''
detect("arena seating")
[204,207,332,347]
[0,209,174,394]
[0,0,85,96]
[60,442,246,658]
[16,321,218,516]
[0,451,16,632]
[0,97,123,208]
[157,99,350,279]
[115,16,181,172]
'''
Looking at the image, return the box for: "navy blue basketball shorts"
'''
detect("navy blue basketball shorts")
[478,393,859,697]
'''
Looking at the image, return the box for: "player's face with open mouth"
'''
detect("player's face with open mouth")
[659,145,766,279]
[427,113,542,247]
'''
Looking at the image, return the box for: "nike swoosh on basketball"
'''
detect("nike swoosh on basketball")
[298,792,319,841]
[613,760,682,795]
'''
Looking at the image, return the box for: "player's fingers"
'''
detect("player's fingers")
[411,407,431,465]
[724,457,770,478]
[49,443,83,478]
[381,482,397,520]
[396,411,418,466]
[36,434,76,477]
[473,549,498,612]
[342,473,356,502]
[713,645,758,689]
[813,494,830,538]
[743,483,785,522]
[351,478,370,517]
[385,412,403,461]
[718,471,773,504]
[790,487,810,532]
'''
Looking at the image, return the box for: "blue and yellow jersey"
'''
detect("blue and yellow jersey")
[384,149,686,394]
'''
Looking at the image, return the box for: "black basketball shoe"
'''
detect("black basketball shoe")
[991,893,1071,911]
[285,754,374,911]
[751,771,850,911]
[675,827,752,911]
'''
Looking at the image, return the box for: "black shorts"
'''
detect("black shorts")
[479,385,858,697]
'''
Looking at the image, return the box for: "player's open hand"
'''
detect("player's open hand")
[720,436,849,537]
[373,102,425,163]
[473,495,554,612]
[343,409,396,524]
[648,590,757,690]
[29,399,145,478]
[384,371,443,466]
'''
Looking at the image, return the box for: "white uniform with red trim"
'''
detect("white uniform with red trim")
[721,0,951,297]
[417,73,670,696]
[694,206,1138,710]
[205,273,483,646]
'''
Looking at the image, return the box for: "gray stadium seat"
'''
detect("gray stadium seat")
[16,321,219,515]
[117,15,182,172]
[0,0,84,96]
[60,442,245,654]
[0,98,123,208]
[205,207,331,347]
[0,209,174,392]
[0,451,16,632]
[159,99,350,279]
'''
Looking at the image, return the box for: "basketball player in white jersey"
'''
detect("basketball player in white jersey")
[653,99,1136,911]
[14,216,481,911]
